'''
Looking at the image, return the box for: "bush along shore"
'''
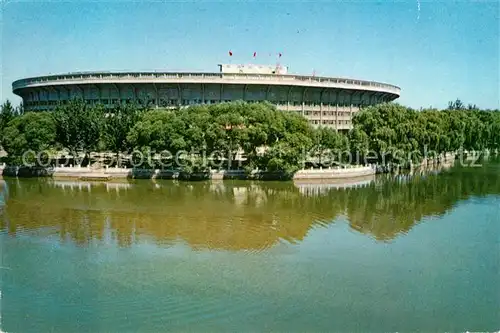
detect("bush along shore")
[0,99,499,180]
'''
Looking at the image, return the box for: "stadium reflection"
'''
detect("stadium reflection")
[1,161,499,250]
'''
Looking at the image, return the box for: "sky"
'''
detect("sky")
[1,0,499,109]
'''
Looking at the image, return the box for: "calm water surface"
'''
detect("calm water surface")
[1,159,499,332]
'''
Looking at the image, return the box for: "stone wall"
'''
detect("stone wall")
[0,164,375,181]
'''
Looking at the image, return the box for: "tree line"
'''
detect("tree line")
[351,101,500,166]
[0,99,499,175]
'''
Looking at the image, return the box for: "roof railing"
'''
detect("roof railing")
[13,72,400,93]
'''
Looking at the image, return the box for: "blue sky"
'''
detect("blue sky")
[1,0,498,109]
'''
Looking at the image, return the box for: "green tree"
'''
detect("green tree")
[448,99,465,110]
[255,110,314,176]
[1,112,56,165]
[53,99,105,165]
[350,102,500,166]
[104,103,142,163]
[312,127,348,166]
[1,100,15,126]
[348,127,369,164]
[127,109,188,167]
[0,101,20,143]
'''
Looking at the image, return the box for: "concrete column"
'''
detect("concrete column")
[113,83,120,102]
[153,83,159,108]
[335,91,339,132]
[132,84,137,101]
[302,88,307,117]
[320,89,325,127]
[349,92,354,128]
[349,92,353,113]
[177,84,182,106]
[40,88,46,108]
[202,84,205,103]
[287,86,292,112]
[77,85,84,100]
[96,85,101,104]
[328,91,331,127]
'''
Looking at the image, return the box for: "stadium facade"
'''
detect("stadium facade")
[12,64,400,130]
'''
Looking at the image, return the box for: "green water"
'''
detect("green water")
[1,159,499,332]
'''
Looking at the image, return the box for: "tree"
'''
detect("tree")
[312,127,348,166]
[127,109,188,167]
[104,103,142,163]
[53,99,105,165]
[1,112,56,165]
[348,127,369,164]
[0,101,20,144]
[254,110,314,176]
[350,102,500,167]
[2,98,495,173]
[1,100,15,125]
[209,103,248,168]
[448,99,465,110]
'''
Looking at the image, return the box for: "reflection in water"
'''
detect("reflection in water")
[294,175,375,196]
[1,158,499,249]
[2,160,499,333]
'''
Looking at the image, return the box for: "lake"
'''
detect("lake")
[1,158,499,332]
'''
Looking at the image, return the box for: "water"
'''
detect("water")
[1,159,499,332]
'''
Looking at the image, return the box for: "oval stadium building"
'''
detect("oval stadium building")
[12,64,400,131]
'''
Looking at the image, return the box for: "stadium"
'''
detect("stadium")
[12,64,400,130]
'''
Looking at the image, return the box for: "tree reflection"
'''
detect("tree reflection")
[1,158,499,249]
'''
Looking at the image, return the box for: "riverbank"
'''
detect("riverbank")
[0,164,376,181]
[2,150,496,181]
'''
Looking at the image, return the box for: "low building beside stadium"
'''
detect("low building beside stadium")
[12,64,400,130]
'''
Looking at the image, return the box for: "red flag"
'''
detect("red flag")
[253,51,256,57]
[229,50,233,56]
